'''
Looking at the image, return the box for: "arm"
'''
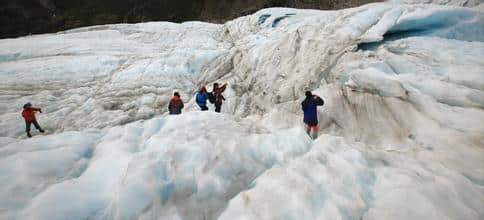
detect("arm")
[180,100,184,109]
[314,96,324,106]
[168,100,173,111]
[219,83,228,93]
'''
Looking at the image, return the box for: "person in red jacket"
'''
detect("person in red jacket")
[168,92,184,115]
[21,102,44,137]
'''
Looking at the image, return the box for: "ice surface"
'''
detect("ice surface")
[0,22,230,137]
[220,135,484,220]
[2,112,311,220]
[1,2,483,220]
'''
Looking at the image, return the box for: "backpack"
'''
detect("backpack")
[196,92,207,104]
[207,92,216,104]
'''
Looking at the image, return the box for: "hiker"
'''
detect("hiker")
[212,82,227,113]
[168,92,184,115]
[196,85,209,111]
[301,91,324,140]
[21,102,44,138]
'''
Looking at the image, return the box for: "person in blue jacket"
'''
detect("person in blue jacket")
[301,91,324,139]
[196,85,209,111]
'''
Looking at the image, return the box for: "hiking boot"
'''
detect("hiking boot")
[27,132,32,138]
[39,129,45,133]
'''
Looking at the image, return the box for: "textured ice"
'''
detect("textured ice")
[2,112,310,220]
[391,0,484,7]
[1,2,483,220]
[0,22,230,137]
[220,135,484,220]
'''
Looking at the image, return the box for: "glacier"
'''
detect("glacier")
[0,2,483,220]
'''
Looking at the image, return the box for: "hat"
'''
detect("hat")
[23,102,32,109]
[305,91,312,98]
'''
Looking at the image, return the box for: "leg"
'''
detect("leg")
[311,126,319,140]
[25,121,32,137]
[32,120,44,132]
[215,104,221,113]
[306,125,311,136]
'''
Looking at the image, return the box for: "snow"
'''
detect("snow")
[0,22,230,137]
[1,2,484,220]
[2,112,311,220]
[220,135,484,220]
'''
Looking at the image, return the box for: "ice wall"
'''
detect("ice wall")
[204,4,484,147]
[0,2,483,220]
[1,3,482,140]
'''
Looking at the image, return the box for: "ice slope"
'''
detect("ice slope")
[220,134,484,220]
[1,3,483,139]
[204,4,484,148]
[0,22,230,137]
[1,112,311,220]
[0,2,483,220]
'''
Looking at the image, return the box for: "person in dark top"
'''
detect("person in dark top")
[301,91,324,140]
[168,92,184,115]
[212,82,227,113]
[21,102,44,138]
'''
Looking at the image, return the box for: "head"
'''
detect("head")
[23,102,32,109]
[201,85,207,93]
[174,92,180,98]
[213,83,219,89]
[305,91,313,99]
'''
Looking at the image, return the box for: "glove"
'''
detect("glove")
[39,109,42,113]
